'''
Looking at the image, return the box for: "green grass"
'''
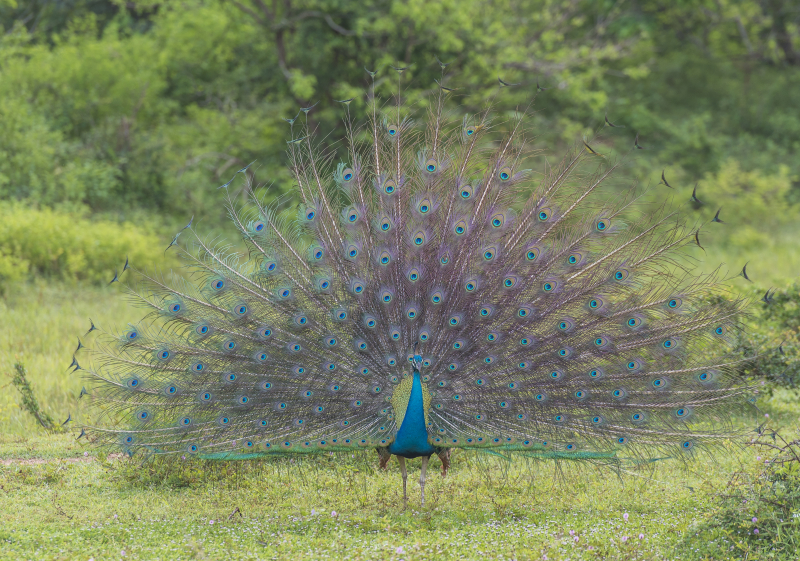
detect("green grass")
[1,283,799,560]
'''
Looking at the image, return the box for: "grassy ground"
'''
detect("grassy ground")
[1,284,799,560]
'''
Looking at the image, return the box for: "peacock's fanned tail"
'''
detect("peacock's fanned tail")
[83,79,753,464]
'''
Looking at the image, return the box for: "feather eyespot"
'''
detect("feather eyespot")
[490,212,506,228]
[342,168,354,182]
[667,297,683,309]
[626,316,642,328]
[460,185,474,199]
[452,339,465,349]
[418,198,432,214]
[412,231,426,246]
[425,158,438,173]
[542,280,559,292]
[626,359,642,371]
[613,269,630,281]
[674,407,691,419]
[464,126,477,137]
[538,207,552,221]
[387,124,399,137]
[594,336,611,348]
[526,247,540,261]
[430,290,443,304]
[378,250,392,265]
[557,318,574,332]
[350,279,365,295]
[407,267,421,282]
[589,297,604,309]
[503,275,518,288]
[498,166,512,181]
[588,368,604,379]
[454,219,468,236]
[465,279,478,292]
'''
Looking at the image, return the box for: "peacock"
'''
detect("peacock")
[78,65,753,507]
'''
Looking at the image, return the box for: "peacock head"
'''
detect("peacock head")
[410,342,423,372]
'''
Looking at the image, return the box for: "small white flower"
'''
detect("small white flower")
[331,511,337,517]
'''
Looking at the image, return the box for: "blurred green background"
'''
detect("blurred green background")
[1,0,800,429]
[1,0,800,286]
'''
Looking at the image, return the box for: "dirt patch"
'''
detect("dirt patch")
[0,453,125,466]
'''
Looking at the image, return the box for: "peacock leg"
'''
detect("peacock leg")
[376,447,391,470]
[436,448,451,477]
[420,455,429,507]
[397,456,408,507]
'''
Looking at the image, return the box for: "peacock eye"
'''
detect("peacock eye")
[499,166,512,181]
[425,159,438,173]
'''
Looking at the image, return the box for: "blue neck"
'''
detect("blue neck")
[388,371,436,458]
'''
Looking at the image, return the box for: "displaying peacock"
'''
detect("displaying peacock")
[79,66,753,506]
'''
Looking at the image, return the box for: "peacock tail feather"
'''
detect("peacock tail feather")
[80,67,753,467]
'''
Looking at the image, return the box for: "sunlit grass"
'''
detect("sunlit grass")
[1,283,798,560]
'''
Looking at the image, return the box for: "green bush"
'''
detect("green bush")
[0,202,175,285]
